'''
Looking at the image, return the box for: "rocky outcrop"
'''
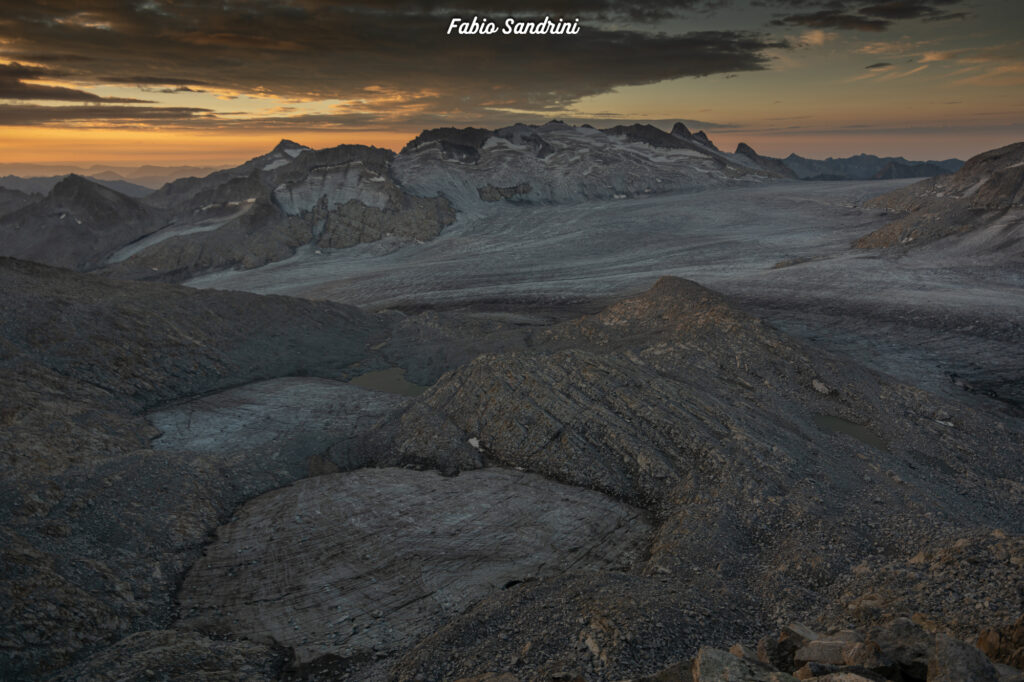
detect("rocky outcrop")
[820,531,1024,639]
[857,141,1024,250]
[619,616,1021,682]
[0,175,161,270]
[314,180,455,249]
[979,614,1024,669]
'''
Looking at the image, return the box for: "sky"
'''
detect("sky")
[0,0,1022,169]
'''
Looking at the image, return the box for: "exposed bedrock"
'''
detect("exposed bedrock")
[363,276,1024,676]
[177,468,652,670]
[4,263,1022,681]
[0,258,403,677]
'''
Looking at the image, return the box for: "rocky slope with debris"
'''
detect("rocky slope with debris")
[621,615,1024,682]
[856,141,1024,250]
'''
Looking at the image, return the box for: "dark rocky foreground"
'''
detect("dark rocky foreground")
[1,259,1021,681]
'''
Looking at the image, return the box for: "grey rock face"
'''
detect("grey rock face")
[392,122,774,208]
[177,468,652,665]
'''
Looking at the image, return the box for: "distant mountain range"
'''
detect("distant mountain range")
[0,123,781,281]
[0,122,975,282]
[720,143,963,181]
[0,164,222,190]
[780,152,963,181]
[0,174,153,198]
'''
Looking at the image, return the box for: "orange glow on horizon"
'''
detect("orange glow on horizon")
[2,123,1022,170]
[0,127,417,168]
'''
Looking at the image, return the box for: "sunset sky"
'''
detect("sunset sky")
[0,0,1022,169]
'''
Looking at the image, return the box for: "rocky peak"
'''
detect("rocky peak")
[271,139,306,153]
[692,130,719,151]
[671,121,693,138]
[735,142,758,158]
[600,123,689,150]
[48,173,133,209]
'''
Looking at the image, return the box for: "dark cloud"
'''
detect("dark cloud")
[770,10,890,30]
[923,11,967,21]
[100,77,211,86]
[763,0,967,30]
[0,63,151,103]
[865,61,892,68]
[298,1,722,21]
[858,1,961,20]
[158,86,203,93]
[0,1,788,125]
[0,104,215,125]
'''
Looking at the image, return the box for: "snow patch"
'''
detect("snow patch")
[468,437,482,450]
[263,158,290,171]
[284,147,307,158]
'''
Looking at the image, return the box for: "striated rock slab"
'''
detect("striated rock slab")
[178,467,652,666]
[148,377,408,471]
